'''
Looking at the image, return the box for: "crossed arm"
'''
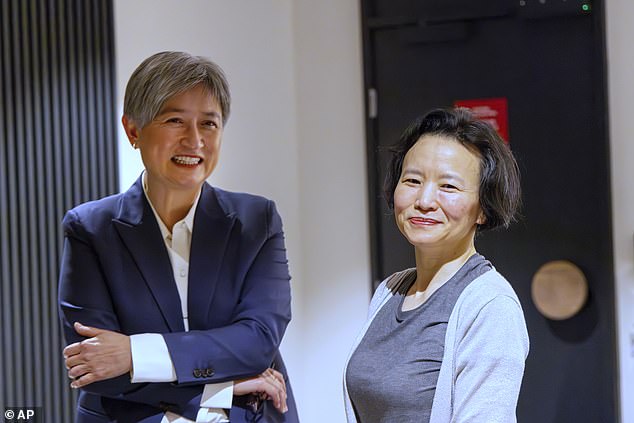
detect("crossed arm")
[58,203,292,413]
[63,322,287,412]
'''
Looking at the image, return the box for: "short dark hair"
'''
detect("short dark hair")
[124,51,231,128]
[384,108,521,231]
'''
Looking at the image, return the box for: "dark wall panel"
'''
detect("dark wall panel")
[0,1,117,421]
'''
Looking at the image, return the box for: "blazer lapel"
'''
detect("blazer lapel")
[112,178,185,332]
[187,184,236,330]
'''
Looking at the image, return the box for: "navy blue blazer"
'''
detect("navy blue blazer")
[58,177,299,423]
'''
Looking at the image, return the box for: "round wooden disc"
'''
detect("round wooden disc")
[531,260,588,320]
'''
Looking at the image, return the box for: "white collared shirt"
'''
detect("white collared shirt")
[128,174,232,423]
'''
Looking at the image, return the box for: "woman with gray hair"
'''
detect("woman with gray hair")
[59,51,298,423]
[344,108,529,422]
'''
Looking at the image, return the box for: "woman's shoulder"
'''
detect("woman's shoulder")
[207,185,278,222]
[207,185,284,237]
[457,268,524,312]
[368,268,416,314]
[372,268,415,297]
[210,185,271,209]
[451,267,530,357]
[384,268,416,292]
[472,268,518,294]
[65,193,125,223]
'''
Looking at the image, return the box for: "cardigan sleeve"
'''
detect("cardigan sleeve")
[451,294,529,422]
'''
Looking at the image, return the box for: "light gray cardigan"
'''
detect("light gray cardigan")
[343,268,529,423]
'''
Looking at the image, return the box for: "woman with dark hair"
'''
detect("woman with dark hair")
[344,108,529,423]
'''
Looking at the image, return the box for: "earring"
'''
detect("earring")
[133,143,138,149]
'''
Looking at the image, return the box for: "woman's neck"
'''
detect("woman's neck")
[401,244,476,312]
[411,241,477,295]
[146,181,200,232]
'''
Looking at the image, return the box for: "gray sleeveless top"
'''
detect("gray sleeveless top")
[346,254,491,423]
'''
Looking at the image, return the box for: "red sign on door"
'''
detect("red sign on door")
[454,97,509,143]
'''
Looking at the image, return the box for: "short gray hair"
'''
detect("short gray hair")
[123,51,231,128]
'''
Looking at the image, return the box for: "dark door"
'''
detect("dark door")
[360,0,618,421]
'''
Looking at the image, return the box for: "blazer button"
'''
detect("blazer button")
[159,401,177,412]
[193,368,202,378]
[204,368,215,377]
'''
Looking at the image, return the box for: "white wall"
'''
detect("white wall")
[292,0,371,420]
[114,1,369,421]
[606,0,634,421]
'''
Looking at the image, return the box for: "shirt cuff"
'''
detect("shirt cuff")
[195,408,229,423]
[130,333,177,383]
[200,381,234,409]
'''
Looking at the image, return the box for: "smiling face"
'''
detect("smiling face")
[123,85,223,199]
[393,134,485,256]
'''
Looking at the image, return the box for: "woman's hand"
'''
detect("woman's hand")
[63,322,132,388]
[234,368,288,414]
